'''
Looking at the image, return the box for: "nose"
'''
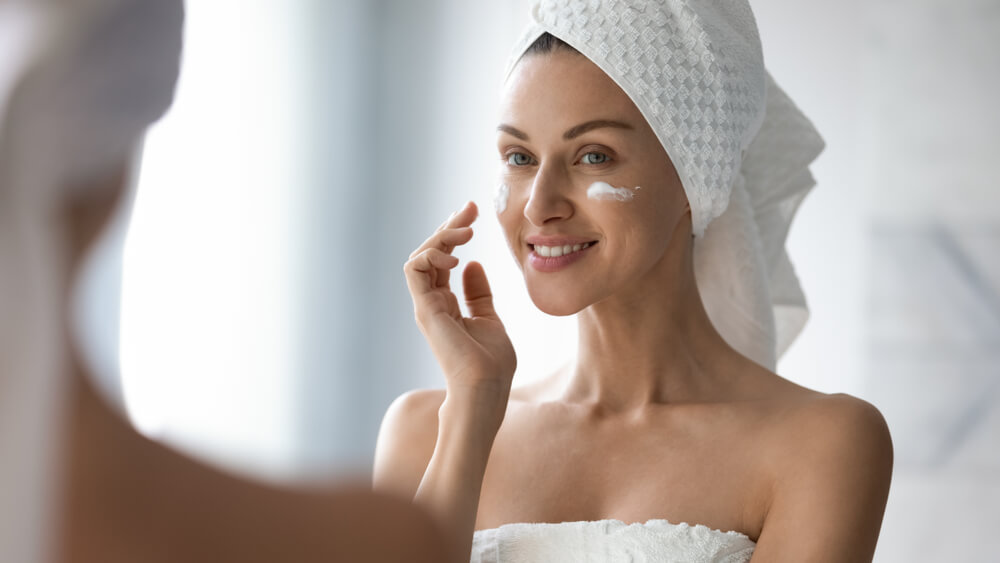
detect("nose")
[523,161,573,226]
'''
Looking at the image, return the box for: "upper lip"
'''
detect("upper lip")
[525,234,598,247]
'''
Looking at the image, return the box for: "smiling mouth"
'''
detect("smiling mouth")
[529,241,598,258]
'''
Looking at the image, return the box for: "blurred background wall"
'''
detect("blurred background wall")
[118,0,999,560]
[754,1,1000,560]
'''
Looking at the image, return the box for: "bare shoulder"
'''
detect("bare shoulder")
[753,391,894,561]
[743,373,892,454]
[372,388,445,499]
[768,392,893,465]
[757,390,893,490]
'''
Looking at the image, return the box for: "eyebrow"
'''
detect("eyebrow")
[496,119,634,141]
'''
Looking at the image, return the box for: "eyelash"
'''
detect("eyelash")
[503,150,613,167]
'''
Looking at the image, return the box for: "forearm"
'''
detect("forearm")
[414,388,507,562]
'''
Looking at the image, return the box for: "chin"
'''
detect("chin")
[526,285,588,317]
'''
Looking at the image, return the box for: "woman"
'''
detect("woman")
[375,1,892,561]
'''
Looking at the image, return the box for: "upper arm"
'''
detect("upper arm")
[752,394,894,562]
[372,389,444,499]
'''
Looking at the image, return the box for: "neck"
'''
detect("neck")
[563,228,739,412]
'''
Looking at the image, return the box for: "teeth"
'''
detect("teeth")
[533,242,593,257]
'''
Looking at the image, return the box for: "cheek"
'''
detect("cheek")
[599,193,675,253]
[634,194,686,251]
[496,174,531,213]
[495,194,522,249]
[493,182,510,214]
[586,181,641,202]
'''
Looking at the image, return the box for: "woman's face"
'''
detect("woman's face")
[495,48,689,316]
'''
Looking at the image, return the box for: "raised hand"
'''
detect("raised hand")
[403,201,516,400]
[402,201,517,561]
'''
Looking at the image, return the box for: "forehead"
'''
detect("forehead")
[498,50,643,132]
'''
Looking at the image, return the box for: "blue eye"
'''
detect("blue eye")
[581,152,610,165]
[507,153,533,166]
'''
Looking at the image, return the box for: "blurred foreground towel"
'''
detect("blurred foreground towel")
[0,0,181,561]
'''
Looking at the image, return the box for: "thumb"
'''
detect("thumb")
[462,261,499,321]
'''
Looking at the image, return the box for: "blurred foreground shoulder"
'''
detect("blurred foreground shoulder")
[372,388,445,499]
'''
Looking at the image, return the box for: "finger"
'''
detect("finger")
[409,226,473,260]
[411,227,471,288]
[462,261,499,321]
[434,211,457,233]
[404,247,459,295]
[434,200,479,233]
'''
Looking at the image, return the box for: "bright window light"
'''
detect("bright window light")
[120,0,305,480]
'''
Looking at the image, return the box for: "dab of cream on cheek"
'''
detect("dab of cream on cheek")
[587,181,641,202]
[494,183,510,213]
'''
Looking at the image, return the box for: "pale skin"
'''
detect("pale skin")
[377,48,893,562]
